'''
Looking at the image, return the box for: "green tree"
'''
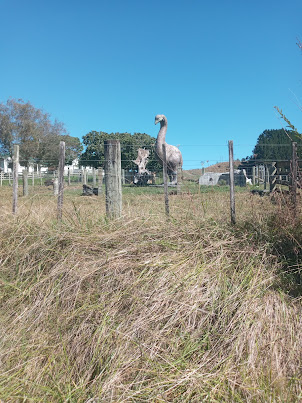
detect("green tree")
[80,131,114,168]
[0,98,82,168]
[40,133,83,168]
[251,129,302,161]
[0,98,50,164]
[80,131,161,171]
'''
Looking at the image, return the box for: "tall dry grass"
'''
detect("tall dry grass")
[0,185,301,402]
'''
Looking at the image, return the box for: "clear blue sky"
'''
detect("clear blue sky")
[0,0,301,169]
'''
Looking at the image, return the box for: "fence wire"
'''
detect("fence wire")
[1,142,301,195]
[1,141,301,226]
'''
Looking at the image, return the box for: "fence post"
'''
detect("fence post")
[177,164,182,195]
[12,145,19,214]
[57,141,65,220]
[291,142,298,216]
[68,166,71,186]
[264,164,270,190]
[53,179,58,195]
[83,168,87,185]
[8,171,11,186]
[23,169,28,196]
[98,167,103,196]
[92,167,96,188]
[0,171,3,186]
[252,166,256,185]
[162,144,170,218]
[104,140,122,218]
[37,164,42,186]
[32,169,34,188]
[121,169,125,185]
[228,140,236,225]
[269,162,277,192]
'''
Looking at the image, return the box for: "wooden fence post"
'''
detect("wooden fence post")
[252,166,256,185]
[57,141,65,220]
[228,140,236,225]
[291,142,298,216]
[104,140,122,218]
[269,162,277,192]
[0,171,3,186]
[53,179,58,196]
[121,169,125,185]
[12,145,19,214]
[83,168,87,185]
[266,165,270,188]
[32,169,34,188]
[177,164,182,195]
[162,144,170,218]
[92,167,96,188]
[81,169,84,184]
[264,164,270,190]
[37,164,42,186]
[68,167,71,186]
[23,169,28,196]
[98,167,103,196]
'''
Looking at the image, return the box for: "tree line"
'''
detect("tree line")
[247,129,302,161]
[1,99,301,172]
[79,131,162,171]
[0,99,82,169]
[0,99,162,171]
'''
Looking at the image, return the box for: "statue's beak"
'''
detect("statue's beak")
[155,120,159,125]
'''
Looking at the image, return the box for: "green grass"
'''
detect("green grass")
[0,185,301,402]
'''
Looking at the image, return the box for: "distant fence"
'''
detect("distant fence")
[239,160,301,193]
[6,140,302,223]
[0,169,161,185]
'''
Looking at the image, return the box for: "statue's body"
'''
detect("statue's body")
[155,114,183,184]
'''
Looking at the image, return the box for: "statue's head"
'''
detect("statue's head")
[155,114,165,125]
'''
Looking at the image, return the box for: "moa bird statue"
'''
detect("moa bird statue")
[155,114,183,184]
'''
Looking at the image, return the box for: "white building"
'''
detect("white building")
[199,170,248,187]
[0,155,82,175]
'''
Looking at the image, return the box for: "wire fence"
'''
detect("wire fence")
[3,141,301,167]
[2,141,301,223]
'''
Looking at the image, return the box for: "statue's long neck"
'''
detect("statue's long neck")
[156,119,167,157]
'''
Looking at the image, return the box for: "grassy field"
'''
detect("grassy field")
[0,182,301,402]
